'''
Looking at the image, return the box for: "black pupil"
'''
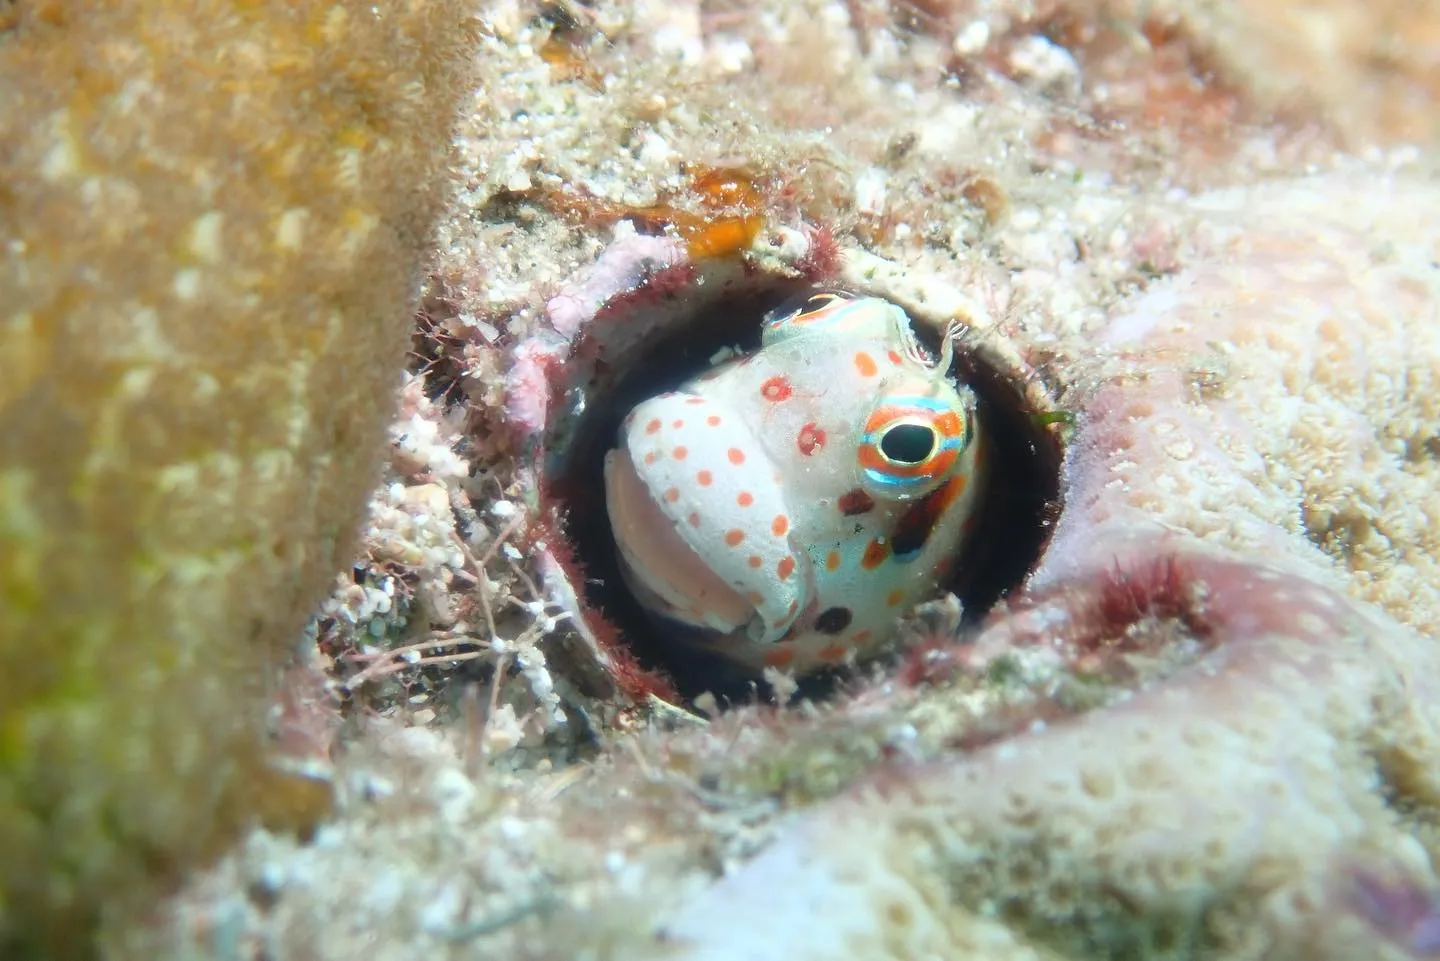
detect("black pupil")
[880,424,935,464]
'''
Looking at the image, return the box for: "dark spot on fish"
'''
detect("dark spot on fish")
[892,475,966,561]
[814,607,853,634]
[838,488,875,516]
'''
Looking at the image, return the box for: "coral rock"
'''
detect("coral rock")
[0,0,477,954]
[657,172,1440,961]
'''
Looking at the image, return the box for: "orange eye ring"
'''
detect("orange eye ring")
[763,289,856,329]
[858,396,969,496]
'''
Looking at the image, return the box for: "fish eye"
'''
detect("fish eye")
[794,290,852,316]
[766,288,855,326]
[858,396,970,496]
[878,422,937,465]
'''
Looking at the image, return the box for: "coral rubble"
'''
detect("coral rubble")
[0,0,477,954]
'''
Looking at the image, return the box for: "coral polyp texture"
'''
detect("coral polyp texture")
[0,0,477,955]
[657,177,1440,958]
[84,0,1440,960]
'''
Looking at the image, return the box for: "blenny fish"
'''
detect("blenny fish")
[603,291,988,674]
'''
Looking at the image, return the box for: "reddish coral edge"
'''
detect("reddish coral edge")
[526,506,681,704]
[515,224,842,704]
[590,262,702,326]
[1342,862,1440,956]
[794,223,841,282]
[903,545,1359,744]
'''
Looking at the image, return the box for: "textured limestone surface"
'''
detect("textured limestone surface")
[82,0,1440,959]
[1042,175,1440,620]
[0,0,477,955]
[658,180,1440,959]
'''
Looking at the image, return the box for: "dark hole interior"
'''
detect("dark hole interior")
[547,281,1063,706]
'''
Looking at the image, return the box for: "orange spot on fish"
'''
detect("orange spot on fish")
[737,491,754,507]
[697,470,713,486]
[672,419,685,429]
[746,590,765,605]
[672,446,688,460]
[886,588,905,607]
[727,447,746,465]
[854,351,878,377]
[761,376,793,402]
[707,414,722,426]
[724,529,745,547]
[644,451,659,466]
[852,629,873,645]
[934,411,964,437]
[645,418,661,434]
[796,422,826,456]
[825,550,841,571]
[861,539,889,569]
[747,555,762,568]
[777,556,796,580]
[817,643,849,663]
[763,645,796,669]
[887,349,904,365]
[688,512,701,528]
[664,487,680,503]
[771,515,789,537]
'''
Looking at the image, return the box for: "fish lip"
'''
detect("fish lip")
[603,447,755,634]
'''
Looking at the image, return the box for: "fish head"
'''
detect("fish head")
[604,292,987,671]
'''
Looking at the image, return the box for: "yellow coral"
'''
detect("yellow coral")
[0,0,477,955]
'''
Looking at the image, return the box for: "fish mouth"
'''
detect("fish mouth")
[603,448,755,635]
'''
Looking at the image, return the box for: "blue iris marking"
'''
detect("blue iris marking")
[860,395,965,493]
[860,466,931,491]
[869,395,956,417]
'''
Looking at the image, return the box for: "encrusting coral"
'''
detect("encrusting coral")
[656,174,1440,960]
[28,0,1440,959]
[0,0,477,955]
